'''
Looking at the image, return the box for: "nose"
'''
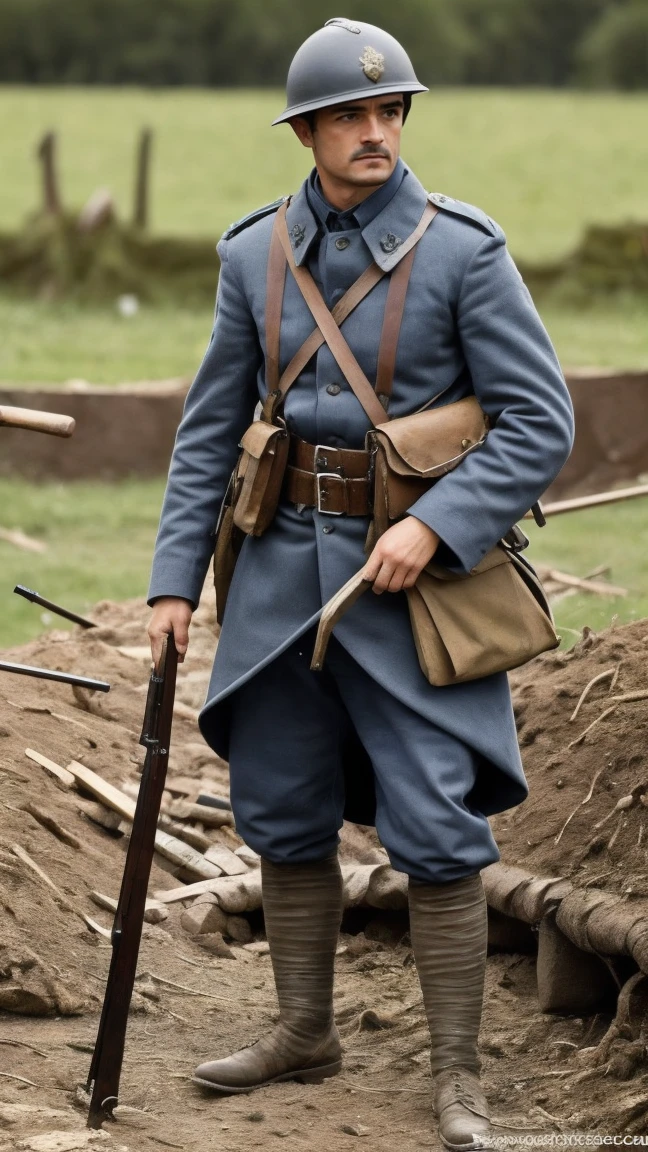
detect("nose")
[360,114,385,145]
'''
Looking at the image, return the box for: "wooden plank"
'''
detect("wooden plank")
[203,844,248,875]
[65,760,221,880]
[153,876,242,904]
[11,843,111,939]
[25,748,74,788]
[90,890,163,914]
[24,802,82,849]
[169,800,234,828]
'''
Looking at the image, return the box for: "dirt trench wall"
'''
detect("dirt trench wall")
[1,370,648,493]
[0,381,187,481]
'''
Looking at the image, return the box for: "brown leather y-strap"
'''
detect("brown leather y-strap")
[266,199,438,426]
[264,209,288,394]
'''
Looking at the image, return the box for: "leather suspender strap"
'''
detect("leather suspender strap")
[276,204,389,428]
[264,207,288,393]
[268,197,438,426]
[277,260,386,399]
[376,202,438,409]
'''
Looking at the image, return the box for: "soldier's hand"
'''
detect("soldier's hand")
[363,516,439,594]
[148,596,194,665]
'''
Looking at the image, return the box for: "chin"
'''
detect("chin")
[347,167,391,186]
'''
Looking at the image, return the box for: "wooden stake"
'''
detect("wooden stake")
[133,128,153,229]
[37,131,62,216]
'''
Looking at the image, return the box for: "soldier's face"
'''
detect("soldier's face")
[291,95,404,201]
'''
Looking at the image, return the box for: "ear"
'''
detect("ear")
[289,116,315,149]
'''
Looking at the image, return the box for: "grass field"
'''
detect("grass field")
[2,87,648,263]
[1,87,647,385]
[2,294,648,387]
[0,478,646,649]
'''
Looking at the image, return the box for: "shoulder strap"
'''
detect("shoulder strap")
[276,204,388,428]
[375,201,437,410]
[267,198,438,427]
[264,209,288,394]
[277,261,385,399]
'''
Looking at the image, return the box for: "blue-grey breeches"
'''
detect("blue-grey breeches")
[227,628,500,884]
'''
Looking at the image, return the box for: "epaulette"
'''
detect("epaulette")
[221,196,288,241]
[428,192,498,237]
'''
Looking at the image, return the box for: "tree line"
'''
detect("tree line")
[0,0,646,89]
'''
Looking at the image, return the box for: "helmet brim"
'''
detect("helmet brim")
[272,81,428,126]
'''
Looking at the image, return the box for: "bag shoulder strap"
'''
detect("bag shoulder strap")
[376,201,438,411]
[264,207,288,394]
[266,198,438,427]
[276,204,388,427]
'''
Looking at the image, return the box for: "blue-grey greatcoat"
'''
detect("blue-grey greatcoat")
[148,158,575,881]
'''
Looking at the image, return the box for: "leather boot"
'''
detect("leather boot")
[193,854,343,1093]
[408,872,492,1151]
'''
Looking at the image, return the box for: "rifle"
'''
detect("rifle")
[14,584,96,629]
[0,660,109,692]
[87,633,178,1129]
[524,482,648,519]
[0,404,75,438]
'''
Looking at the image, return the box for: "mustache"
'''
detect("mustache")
[351,145,390,160]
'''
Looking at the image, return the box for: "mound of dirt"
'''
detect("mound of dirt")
[496,619,648,896]
[2,599,648,1146]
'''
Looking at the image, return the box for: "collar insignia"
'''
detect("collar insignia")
[380,232,402,254]
[291,223,306,248]
[360,46,385,83]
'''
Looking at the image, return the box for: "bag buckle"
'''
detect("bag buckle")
[316,472,346,515]
[502,524,530,553]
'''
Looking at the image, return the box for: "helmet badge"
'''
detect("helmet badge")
[359,46,385,83]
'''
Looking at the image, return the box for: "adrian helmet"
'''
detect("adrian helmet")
[272,17,428,126]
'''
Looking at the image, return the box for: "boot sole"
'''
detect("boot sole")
[440,1134,493,1152]
[191,1059,342,1095]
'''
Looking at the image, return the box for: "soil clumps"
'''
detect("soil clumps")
[1,597,648,1148]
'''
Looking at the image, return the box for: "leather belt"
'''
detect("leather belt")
[284,434,372,515]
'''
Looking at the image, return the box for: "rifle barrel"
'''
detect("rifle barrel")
[14,584,96,629]
[87,634,178,1129]
[525,483,648,520]
[0,661,110,692]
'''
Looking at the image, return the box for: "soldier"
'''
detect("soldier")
[148,18,574,1150]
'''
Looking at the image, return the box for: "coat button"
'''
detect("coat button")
[326,384,341,396]
[322,525,335,534]
[335,237,350,250]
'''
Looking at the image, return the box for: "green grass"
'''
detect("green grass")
[527,499,648,640]
[1,87,648,385]
[0,295,213,386]
[0,478,164,647]
[1,87,648,263]
[0,478,646,649]
[1,294,646,388]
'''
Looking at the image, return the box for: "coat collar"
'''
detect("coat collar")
[284,183,320,267]
[284,162,431,271]
[360,166,430,271]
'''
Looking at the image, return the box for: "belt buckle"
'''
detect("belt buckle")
[316,472,346,515]
[314,444,346,517]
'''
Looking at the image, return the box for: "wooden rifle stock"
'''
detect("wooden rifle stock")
[0,404,75,438]
[87,634,178,1129]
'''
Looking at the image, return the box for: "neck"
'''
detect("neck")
[315,167,389,212]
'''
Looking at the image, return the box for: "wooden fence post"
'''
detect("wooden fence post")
[133,128,153,229]
[37,131,62,216]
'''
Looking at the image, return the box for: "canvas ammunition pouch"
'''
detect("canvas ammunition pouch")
[311,545,559,687]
